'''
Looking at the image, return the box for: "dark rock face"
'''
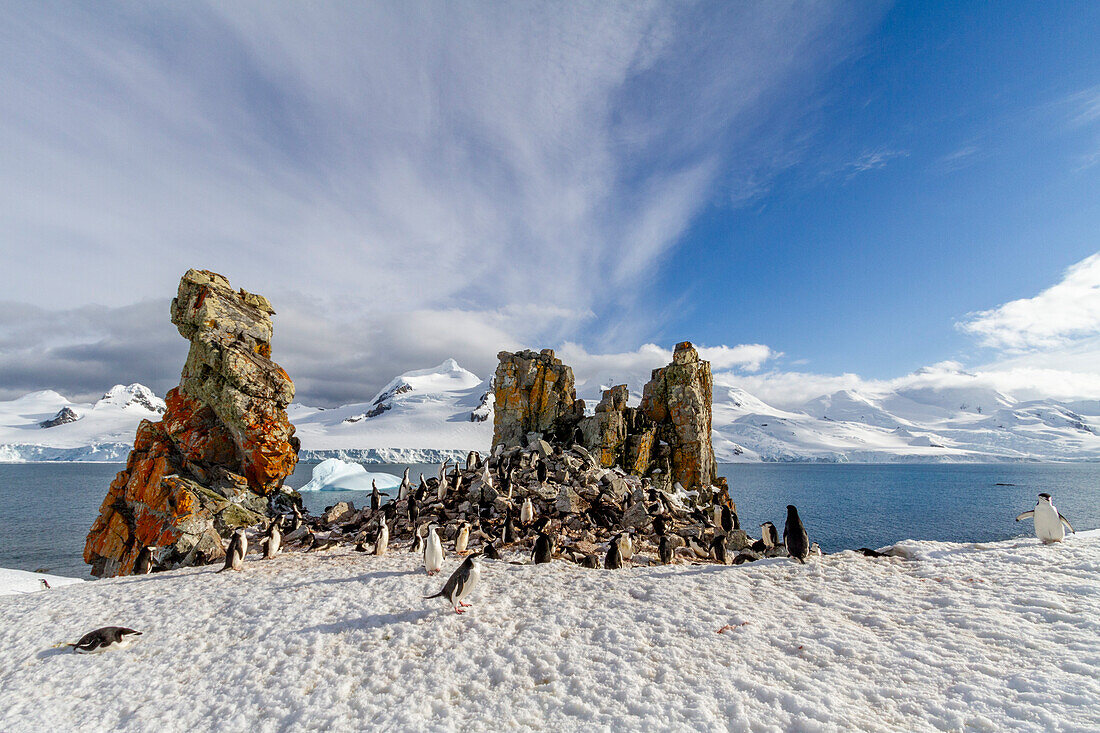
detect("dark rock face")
[40,406,81,428]
[492,349,583,448]
[84,269,299,577]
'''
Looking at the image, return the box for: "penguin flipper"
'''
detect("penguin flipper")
[1059,514,1075,533]
[1015,510,1035,522]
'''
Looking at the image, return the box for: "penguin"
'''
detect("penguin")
[287,505,303,532]
[408,494,420,525]
[424,525,444,575]
[720,505,735,535]
[70,626,142,654]
[483,541,501,561]
[134,545,157,575]
[371,480,381,512]
[455,522,471,554]
[784,505,810,564]
[710,535,729,565]
[467,450,481,470]
[536,460,548,485]
[417,474,429,501]
[398,467,411,501]
[615,531,634,561]
[1016,493,1076,543]
[658,535,674,565]
[580,554,601,569]
[810,542,823,557]
[503,514,517,545]
[260,522,281,559]
[604,539,623,569]
[760,521,779,548]
[219,529,247,572]
[520,497,534,526]
[533,532,554,564]
[436,473,448,503]
[410,525,425,553]
[499,470,511,499]
[653,514,669,537]
[40,579,51,590]
[306,528,339,552]
[375,520,389,556]
[685,534,710,559]
[858,547,886,557]
[425,553,482,613]
[712,504,723,531]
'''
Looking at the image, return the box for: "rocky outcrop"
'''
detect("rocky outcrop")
[84,269,299,577]
[492,349,583,448]
[640,342,717,492]
[40,406,81,428]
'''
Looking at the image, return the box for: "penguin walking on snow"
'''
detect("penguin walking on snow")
[424,525,444,575]
[134,545,157,574]
[261,521,281,559]
[69,627,142,654]
[533,532,554,564]
[483,541,501,561]
[605,538,623,569]
[219,529,247,572]
[425,553,482,613]
[784,505,809,563]
[375,520,389,556]
[1016,493,1075,543]
[410,525,425,553]
[710,535,729,565]
[658,535,674,565]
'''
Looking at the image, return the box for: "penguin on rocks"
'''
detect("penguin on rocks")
[455,522,471,554]
[408,494,420,525]
[710,535,729,565]
[371,480,381,512]
[134,545,157,575]
[424,525,444,575]
[503,514,517,545]
[520,497,534,526]
[417,475,429,501]
[1016,493,1076,543]
[425,553,482,614]
[436,473,448,503]
[605,539,624,569]
[658,535,674,565]
[533,532,554,564]
[306,528,339,552]
[219,529,247,572]
[784,505,810,563]
[69,627,142,654]
[399,468,411,501]
[375,520,389,556]
[760,521,780,548]
[536,460,548,485]
[260,522,281,559]
[653,514,669,537]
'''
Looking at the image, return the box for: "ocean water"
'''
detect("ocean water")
[2,462,1098,579]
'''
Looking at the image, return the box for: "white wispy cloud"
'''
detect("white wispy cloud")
[957,252,1100,351]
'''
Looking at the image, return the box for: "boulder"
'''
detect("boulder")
[492,349,582,448]
[322,501,355,525]
[84,269,299,577]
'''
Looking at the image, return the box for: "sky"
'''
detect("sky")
[1,1,1099,408]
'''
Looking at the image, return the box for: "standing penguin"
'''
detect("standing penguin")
[784,505,810,563]
[658,535,674,565]
[436,473,448,503]
[408,494,420,525]
[134,545,157,575]
[616,531,633,561]
[483,541,501,561]
[220,529,247,572]
[410,525,425,553]
[536,460,548,485]
[653,514,669,537]
[425,553,482,614]
[371,480,381,512]
[533,532,554,564]
[455,522,471,554]
[520,497,534,526]
[261,522,281,559]
[375,520,389,556]
[760,521,779,548]
[398,468,411,501]
[503,514,517,545]
[719,505,734,535]
[605,538,623,569]
[710,535,729,565]
[424,525,444,575]
[1016,493,1076,543]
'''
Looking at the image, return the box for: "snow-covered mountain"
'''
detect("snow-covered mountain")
[0,384,165,461]
[3,361,1100,463]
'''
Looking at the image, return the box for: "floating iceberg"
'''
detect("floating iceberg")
[296,458,403,492]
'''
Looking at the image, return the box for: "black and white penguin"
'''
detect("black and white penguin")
[408,494,420,525]
[261,522,281,559]
[70,626,142,654]
[399,467,411,501]
[371,480,381,512]
[719,505,734,535]
[760,521,779,548]
[436,472,448,503]
[520,497,534,526]
[483,541,501,561]
[605,539,623,569]
[658,535,674,565]
[425,553,482,613]
[615,531,634,561]
[467,450,481,470]
[307,528,339,552]
[424,525,444,575]
[653,514,669,537]
[219,529,247,572]
[134,545,157,575]
[410,525,425,553]
[685,534,710,559]
[503,515,517,545]
[375,520,389,556]
[536,460,548,485]
[784,505,809,563]
[580,554,600,569]
[455,522,471,554]
[533,532,554,564]
[710,535,729,565]
[1016,493,1076,543]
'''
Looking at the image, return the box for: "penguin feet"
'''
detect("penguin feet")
[459,601,471,607]
[454,607,466,614]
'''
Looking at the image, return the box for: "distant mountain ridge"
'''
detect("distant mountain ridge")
[2,363,1099,463]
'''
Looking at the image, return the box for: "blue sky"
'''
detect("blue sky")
[1,2,1099,406]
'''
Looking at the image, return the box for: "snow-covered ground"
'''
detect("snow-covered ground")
[4,360,1100,463]
[1,531,1096,731]
[0,568,83,597]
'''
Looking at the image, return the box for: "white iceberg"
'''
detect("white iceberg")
[296,458,402,492]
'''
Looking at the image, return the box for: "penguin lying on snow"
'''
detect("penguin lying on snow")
[425,553,482,614]
[1016,493,1075,544]
[69,627,142,654]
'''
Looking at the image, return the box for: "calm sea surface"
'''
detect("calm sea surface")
[2,462,1097,578]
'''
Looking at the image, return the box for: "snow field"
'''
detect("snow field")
[0,532,1097,732]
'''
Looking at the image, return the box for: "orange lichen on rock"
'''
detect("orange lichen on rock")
[84,269,299,577]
